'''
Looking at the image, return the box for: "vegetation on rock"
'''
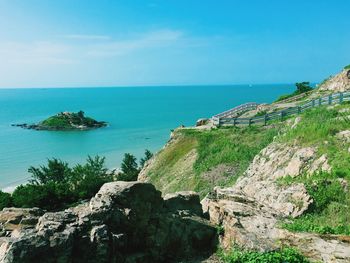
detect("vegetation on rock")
[141,126,279,198]
[218,247,310,263]
[9,156,113,210]
[117,153,140,181]
[275,82,313,102]
[0,191,12,210]
[15,111,107,131]
[140,149,153,168]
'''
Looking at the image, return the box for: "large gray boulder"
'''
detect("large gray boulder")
[0,182,217,263]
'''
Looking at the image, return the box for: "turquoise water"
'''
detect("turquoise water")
[0,85,294,190]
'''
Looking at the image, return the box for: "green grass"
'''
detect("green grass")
[278,171,350,235]
[145,126,279,198]
[182,126,278,175]
[218,246,310,263]
[41,116,72,128]
[278,105,350,174]
[275,105,350,235]
[275,93,295,102]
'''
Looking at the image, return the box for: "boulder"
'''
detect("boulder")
[318,69,350,92]
[164,191,203,217]
[0,182,217,263]
[196,119,209,127]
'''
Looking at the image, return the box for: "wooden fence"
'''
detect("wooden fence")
[212,102,259,120]
[213,92,350,127]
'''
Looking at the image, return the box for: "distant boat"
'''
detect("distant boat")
[249,84,253,87]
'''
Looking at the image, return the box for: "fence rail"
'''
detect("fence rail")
[214,92,350,127]
[213,102,259,119]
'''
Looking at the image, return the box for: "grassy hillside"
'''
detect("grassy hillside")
[142,125,279,198]
[142,103,350,235]
[277,104,350,235]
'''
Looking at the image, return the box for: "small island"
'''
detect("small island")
[13,111,107,131]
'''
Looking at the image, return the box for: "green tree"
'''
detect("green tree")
[12,156,113,211]
[140,149,153,168]
[118,153,139,181]
[295,82,313,94]
[77,110,85,119]
[12,182,72,211]
[71,156,111,199]
[0,191,12,210]
[28,158,71,185]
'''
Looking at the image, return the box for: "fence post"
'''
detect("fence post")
[233,118,236,127]
[312,100,315,107]
[264,114,267,126]
[297,106,301,114]
[340,92,344,104]
[319,98,322,106]
[280,111,284,121]
[248,118,251,126]
[328,95,332,105]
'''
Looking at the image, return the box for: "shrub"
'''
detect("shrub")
[140,149,153,168]
[218,246,309,263]
[0,191,12,210]
[344,64,350,70]
[274,82,313,103]
[11,156,112,211]
[12,182,73,211]
[118,153,140,181]
[28,158,72,185]
[279,170,350,235]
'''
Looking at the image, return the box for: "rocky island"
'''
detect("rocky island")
[12,111,107,131]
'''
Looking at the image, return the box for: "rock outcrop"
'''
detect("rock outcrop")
[202,142,350,262]
[318,69,350,92]
[0,182,217,263]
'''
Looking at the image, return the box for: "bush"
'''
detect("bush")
[279,170,350,235]
[117,153,140,181]
[71,156,111,199]
[0,191,12,210]
[344,64,350,70]
[274,82,313,102]
[28,158,71,184]
[11,156,112,211]
[218,246,309,263]
[12,182,73,211]
[140,149,153,168]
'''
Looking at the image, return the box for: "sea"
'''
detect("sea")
[0,84,295,191]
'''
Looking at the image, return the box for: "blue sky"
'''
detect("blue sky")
[0,0,349,88]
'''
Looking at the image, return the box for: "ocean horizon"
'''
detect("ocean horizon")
[0,84,295,191]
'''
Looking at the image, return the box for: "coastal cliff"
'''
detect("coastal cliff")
[1,68,350,262]
[138,68,350,262]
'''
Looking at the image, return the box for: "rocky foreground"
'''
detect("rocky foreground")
[0,182,217,263]
[202,140,350,263]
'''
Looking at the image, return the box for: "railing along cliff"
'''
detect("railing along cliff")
[213,92,350,127]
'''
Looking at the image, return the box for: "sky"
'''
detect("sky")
[0,0,349,88]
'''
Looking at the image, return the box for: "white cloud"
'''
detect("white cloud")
[0,41,75,65]
[63,34,111,40]
[87,29,184,57]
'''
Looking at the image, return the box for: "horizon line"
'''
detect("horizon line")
[0,81,318,90]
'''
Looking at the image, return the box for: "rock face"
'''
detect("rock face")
[202,142,350,263]
[196,119,209,127]
[318,69,350,92]
[0,182,217,263]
